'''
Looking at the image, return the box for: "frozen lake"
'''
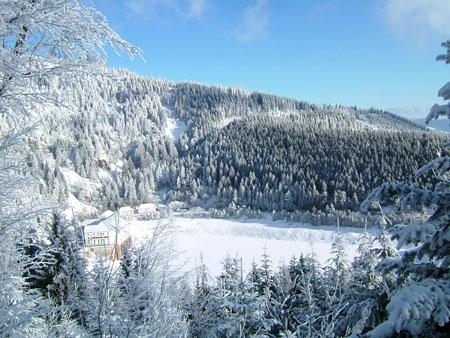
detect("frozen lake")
[130,215,374,277]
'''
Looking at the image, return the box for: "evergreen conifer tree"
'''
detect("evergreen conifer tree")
[361,40,450,337]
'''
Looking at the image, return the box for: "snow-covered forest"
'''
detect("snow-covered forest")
[1,0,449,337]
[14,63,448,225]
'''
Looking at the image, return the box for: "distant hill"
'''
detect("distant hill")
[414,118,450,133]
[14,68,448,222]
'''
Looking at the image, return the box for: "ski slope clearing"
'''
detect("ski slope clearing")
[164,108,188,140]
[130,216,375,277]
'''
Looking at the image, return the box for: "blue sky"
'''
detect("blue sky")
[94,0,450,119]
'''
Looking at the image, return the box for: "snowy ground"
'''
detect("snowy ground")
[164,108,188,140]
[130,215,376,277]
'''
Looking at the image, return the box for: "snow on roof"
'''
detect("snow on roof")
[120,206,134,212]
[100,210,114,218]
[81,218,97,227]
[84,213,129,233]
[138,203,156,208]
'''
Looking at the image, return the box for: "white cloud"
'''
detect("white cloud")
[236,0,270,42]
[186,0,206,20]
[125,0,206,21]
[126,0,147,16]
[124,0,170,20]
[381,0,450,46]
[388,104,430,119]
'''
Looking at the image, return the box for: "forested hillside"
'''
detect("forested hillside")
[19,68,447,220]
[175,115,441,213]
[2,0,449,336]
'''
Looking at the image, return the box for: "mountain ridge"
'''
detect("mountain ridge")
[19,68,447,223]
[414,118,450,133]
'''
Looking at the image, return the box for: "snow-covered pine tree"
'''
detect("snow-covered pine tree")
[83,255,118,337]
[83,220,188,338]
[0,0,140,335]
[53,222,90,331]
[206,255,268,337]
[427,40,450,123]
[294,256,325,338]
[360,40,450,337]
[315,223,351,337]
[263,252,328,337]
[325,221,350,299]
[185,256,216,338]
[28,213,87,306]
[22,212,90,331]
[335,223,384,337]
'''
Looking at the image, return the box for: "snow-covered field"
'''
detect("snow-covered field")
[130,215,376,277]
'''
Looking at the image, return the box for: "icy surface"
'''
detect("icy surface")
[130,216,373,277]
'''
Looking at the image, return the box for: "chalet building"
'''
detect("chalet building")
[82,213,132,259]
[137,203,157,215]
[119,206,135,219]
